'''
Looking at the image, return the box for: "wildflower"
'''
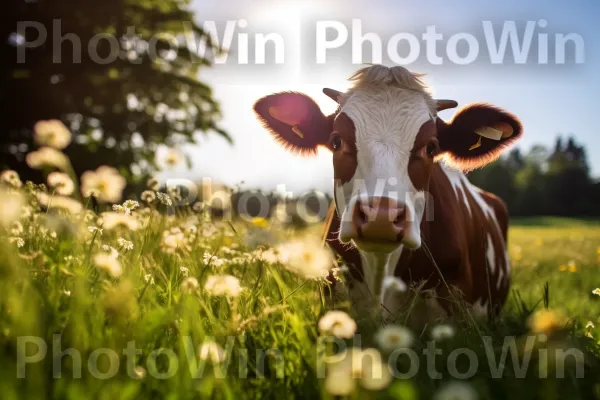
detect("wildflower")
[559,264,567,272]
[117,237,134,250]
[101,245,119,259]
[318,311,357,339]
[112,204,126,213]
[181,277,199,293]
[527,309,566,335]
[9,237,25,248]
[63,289,71,296]
[568,260,577,273]
[34,119,72,149]
[198,341,226,364]
[133,366,147,379]
[146,177,159,191]
[10,221,23,236]
[325,348,392,395]
[100,212,140,231]
[585,321,595,330]
[80,166,126,204]
[141,190,156,203]
[38,194,83,214]
[93,253,123,277]
[251,217,269,228]
[204,275,242,298]
[144,274,155,285]
[203,251,225,268]
[158,147,183,168]
[382,276,407,293]
[592,288,600,296]
[88,226,103,236]
[84,188,100,198]
[123,200,140,213]
[375,325,414,352]
[156,192,173,206]
[0,170,22,188]
[47,172,75,196]
[275,238,333,280]
[26,147,69,170]
[431,324,456,341]
[161,228,187,253]
[180,266,189,277]
[433,381,477,400]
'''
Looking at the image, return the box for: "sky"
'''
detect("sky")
[173,0,600,196]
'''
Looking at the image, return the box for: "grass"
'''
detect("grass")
[2,191,600,399]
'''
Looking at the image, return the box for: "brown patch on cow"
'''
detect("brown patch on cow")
[331,113,358,185]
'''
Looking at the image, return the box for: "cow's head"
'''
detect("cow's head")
[254,65,522,254]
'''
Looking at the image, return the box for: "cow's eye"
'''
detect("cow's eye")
[426,141,440,158]
[330,134,343,151]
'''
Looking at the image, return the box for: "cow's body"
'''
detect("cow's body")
[326,164,510,318]
[253,65,522,319]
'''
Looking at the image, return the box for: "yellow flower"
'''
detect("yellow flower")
[433,381,477,400]
[318,311,357,339]
[559,264,567,272]
[80,166,126,204]
[251,217,269,228]
[34,119,72,149]
[47,172,75,196]
[527,309,566,335]
[375,325,414,352]
[26,147,69,170]
[568,260,577,273]
[204,275,242,298]
[198,341,226,364]
[93,253,122,277]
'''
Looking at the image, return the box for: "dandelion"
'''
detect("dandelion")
[180,266,189,277]
[0,170,22,188]
[275,238,333,280]
[559,264,567,272]
[181,277,199,293]
[9,237,25,248]
[47,172,75,196]
[568,260,577,273]
[80,166,126,204]
[0,190,24,227]
[204,275,242,298]
[431,324,456,341]
[156,192,173,206]
[88,226,103,236]
[382,276,407,293]
[146,177,159,191]
[133,366,147,379]
[84,188,100,198]
[34,119,72,149]
[26,147,69,170]
[123,200,140,213]
[375,325,414,352]
[11,221,24,236]
[592,288,600,296]
[141,190,156,203]
[251,217,269,228]
[433,381,477,400]
[527,309,566,335]
[203,251,225,268]
[198,341,226,364]
[93,253,123,277]
[117,237,134,250]
[101,245,119,259]
[318,311,357,339]
[100,212,140,231]
[161,228,187,253]
[325,365,356,396]
[158,147,183,168]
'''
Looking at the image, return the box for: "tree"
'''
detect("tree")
[1,0,230,184]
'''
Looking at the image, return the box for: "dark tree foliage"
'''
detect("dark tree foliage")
[1,0,230,183]
[468,136,600,217]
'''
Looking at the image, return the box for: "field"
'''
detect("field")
[2,187,600,399]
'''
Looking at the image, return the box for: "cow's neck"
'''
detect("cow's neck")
[358,246,404,303]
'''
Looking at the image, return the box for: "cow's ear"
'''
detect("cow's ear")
[437,103,523,170]
[253,92,333,156]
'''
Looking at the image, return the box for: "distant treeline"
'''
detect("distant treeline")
[468,136,600,217]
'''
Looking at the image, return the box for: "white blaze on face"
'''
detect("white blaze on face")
[335,86,434,250]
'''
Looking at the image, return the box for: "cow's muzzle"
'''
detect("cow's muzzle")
[351,197,407,249]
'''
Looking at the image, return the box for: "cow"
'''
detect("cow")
[253,65,522,321]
